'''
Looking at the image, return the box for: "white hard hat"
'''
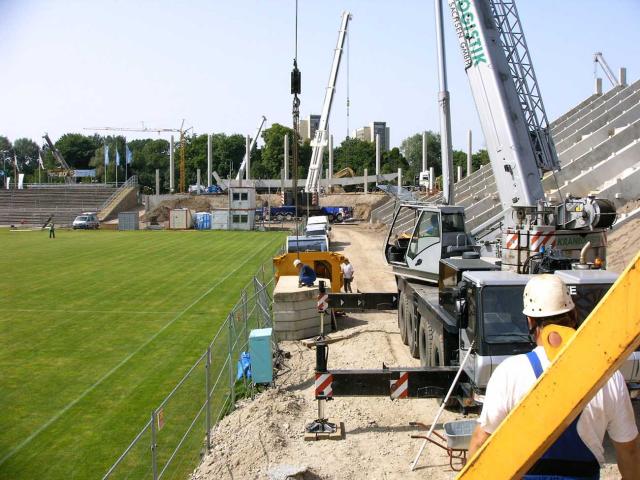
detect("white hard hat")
[293,259,301,267]
[522,274,575,318]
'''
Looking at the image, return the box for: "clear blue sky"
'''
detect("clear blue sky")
[1,0,638,152]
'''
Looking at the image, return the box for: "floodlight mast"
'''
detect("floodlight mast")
[304,11,351,195]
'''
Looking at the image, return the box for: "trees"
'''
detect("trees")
[333,137,376,175]
[399,131,441,181]
[257,123,293,179]
[55,134,102,169]
[13,138,40,175]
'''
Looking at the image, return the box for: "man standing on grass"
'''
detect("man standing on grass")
[341,258,354,293]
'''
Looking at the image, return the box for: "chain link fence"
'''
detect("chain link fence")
[103,261,276,480]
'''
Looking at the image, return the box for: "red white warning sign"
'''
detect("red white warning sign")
[390,371,409,399]
[315,372,333,398]
[317,293,329,312]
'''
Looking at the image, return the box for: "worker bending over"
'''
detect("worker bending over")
[468,274,639,479]
[293,259,316,287]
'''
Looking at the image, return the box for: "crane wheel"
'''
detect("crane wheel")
[398,291,408,345]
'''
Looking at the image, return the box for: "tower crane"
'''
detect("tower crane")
[235,116,267,181]
[304,11,351,195]
[85,122,192,192]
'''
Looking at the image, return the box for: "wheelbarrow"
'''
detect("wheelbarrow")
[410,419,476,471]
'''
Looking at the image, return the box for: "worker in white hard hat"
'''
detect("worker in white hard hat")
[293,258,316,287]
[468,274,639,479]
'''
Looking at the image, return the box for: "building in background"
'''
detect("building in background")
[297,114,321,141]
[352,121,390,152]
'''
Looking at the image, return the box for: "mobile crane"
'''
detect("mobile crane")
[42,133,74,183]
[304,11,351,196]
[316,0,638,410]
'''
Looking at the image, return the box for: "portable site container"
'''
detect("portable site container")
[169,208,193,229]
[118,212,139,231]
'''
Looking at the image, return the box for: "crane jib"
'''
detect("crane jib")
[449,0,487,68]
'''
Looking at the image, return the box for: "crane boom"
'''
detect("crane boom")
[593,52,622,87]
[305,11,351,194]
[236,116,267,180]
[448,0,558,215]
[42,134,74,185]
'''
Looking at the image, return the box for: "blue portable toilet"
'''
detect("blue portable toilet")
[249,328,273,384]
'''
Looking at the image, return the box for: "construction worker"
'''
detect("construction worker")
[293,259,316,288]
[468,274,639,478]
[340,258,354,293]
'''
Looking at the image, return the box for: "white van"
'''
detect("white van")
[305,216,331,240]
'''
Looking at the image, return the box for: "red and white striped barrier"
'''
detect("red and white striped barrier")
[315,372,333,398]
[504,230,556,252]
[529,231,556,252]
[390,371,409,399]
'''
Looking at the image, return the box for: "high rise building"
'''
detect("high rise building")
[297,114,321,141]
[351,122,390,151]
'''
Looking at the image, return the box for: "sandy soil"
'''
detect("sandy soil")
[192,223,637,480]
[607,218,640,273]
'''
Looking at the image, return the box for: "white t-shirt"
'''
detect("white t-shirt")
[479,346,638,464]
[341,263,354,279]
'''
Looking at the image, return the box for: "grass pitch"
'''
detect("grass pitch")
[0,228,286,479]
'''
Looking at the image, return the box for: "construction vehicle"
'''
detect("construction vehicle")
[304,12,351,196]
[380,0,638,399]
[42,133,74,183]
[306,0,638,410]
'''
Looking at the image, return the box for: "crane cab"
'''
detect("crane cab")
[384,203,477,284]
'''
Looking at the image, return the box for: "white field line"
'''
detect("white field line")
[2,309,180,315]
[0,236,280,467]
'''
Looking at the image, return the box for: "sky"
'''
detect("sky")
[1,0,638,153]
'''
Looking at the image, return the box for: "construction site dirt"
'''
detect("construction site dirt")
[192,223,639,480]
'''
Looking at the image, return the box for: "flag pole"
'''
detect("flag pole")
[125,138,128,180]
[115,141,118,188]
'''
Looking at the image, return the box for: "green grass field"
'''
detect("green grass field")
[0,228,286,480]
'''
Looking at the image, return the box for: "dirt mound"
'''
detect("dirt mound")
[607,217,640,273]
[319,193,388,220]
[143,195,228,222]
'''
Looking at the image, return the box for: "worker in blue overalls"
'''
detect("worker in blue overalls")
[293,259,316,287]
[468,274,639,478]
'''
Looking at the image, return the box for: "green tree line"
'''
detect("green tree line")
[0,126,489,191]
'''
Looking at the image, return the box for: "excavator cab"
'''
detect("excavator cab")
[385,204,477,283]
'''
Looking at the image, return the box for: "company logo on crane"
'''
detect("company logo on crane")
[449,0,487,68]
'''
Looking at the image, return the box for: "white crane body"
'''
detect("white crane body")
[305,12,351,194]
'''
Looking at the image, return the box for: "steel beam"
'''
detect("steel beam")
[457,251,640,479]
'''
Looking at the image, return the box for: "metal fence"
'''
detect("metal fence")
[103,261,276,480]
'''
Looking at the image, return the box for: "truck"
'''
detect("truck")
[381,0,639,400]
[265,205,352,223]
[314,0,638,408]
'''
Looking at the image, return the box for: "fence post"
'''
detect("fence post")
[205,346,211,451]
[151,410,158,480]
[227,314,235,411]
[243,289,249,344]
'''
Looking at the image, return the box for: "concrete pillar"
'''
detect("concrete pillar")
[364,168,368,194]
[169,135,175,193]
[398,167,402,189]
[284,134,289,180]
[196,168,201,193]
[467,129,473,176]
[422,131,428,172]
[620,67,627,87]
[207,134,212,187]
[328,134,334,180]
[594,77,603,95]
[245,135,251,181]
[375,134,381,176]
[457,165,462,183]
[429,166,434,192]
[155,169,160,195]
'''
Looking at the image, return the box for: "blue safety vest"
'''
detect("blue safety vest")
[524,350,600,480]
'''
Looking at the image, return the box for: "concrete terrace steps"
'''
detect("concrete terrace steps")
[553,80,640,146]
[0,185,116,226]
